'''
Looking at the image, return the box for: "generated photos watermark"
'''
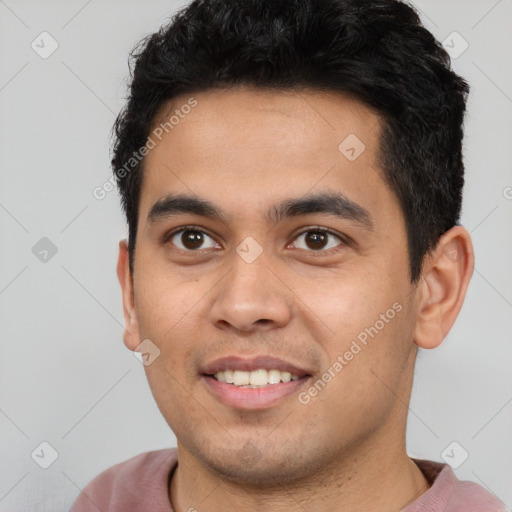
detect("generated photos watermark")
[93,97,198,200]
[298,301,403,405]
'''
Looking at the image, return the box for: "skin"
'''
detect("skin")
[117,86,474,512]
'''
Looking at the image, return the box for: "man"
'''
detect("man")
[70,0,505,510]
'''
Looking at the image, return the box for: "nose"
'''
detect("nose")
[209,250,293,333]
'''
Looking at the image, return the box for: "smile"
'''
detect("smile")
[212,369,300,388]
[200,355,313,409]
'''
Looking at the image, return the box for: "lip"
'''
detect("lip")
[202,374,311,410]
[200,355,312,410]
[200,355,311,377]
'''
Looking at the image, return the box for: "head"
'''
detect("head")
[115,0,473,487]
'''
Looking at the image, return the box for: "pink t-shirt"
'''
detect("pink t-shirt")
[69,448,506,511]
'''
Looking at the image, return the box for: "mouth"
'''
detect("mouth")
[210,368,301,388]
[200,356,312,409]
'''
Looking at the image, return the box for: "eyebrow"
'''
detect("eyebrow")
[147,191,373,231]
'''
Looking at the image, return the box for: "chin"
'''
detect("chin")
[192,442,327,488]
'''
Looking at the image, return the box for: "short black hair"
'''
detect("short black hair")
[112,0,469,282]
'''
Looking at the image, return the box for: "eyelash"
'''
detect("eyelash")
[163,225,348,256]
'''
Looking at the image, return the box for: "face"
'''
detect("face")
[121,87,422,485]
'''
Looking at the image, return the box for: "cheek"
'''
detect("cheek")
[300,302,414,439]
[301,267,412,383]
[295,268,393,342]
[133,269,205,363]
[135,259,199,320]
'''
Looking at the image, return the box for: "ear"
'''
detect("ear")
[117,239,141,351]
[413,226,474,349]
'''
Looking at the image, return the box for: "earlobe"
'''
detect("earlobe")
[117,239,140,351]
[413,226,474,349]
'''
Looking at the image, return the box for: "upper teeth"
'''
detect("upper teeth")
[214,369,300,387]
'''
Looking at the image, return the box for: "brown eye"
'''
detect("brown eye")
[305,231,328,250]
[292,229,343,252]
[169,229,217,251]
[181,230,204,249]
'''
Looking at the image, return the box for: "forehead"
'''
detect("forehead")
[139,86,401,230]
[151,86,380,162]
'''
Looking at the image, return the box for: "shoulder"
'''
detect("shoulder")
[446,475,507,511]
[406,459,506,512]
[69,448,177,511]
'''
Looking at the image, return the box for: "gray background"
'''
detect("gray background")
[0,0,511,510]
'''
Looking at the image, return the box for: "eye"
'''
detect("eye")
[291,228,344,253]
[164,226,346,254]
[167,227,219,251]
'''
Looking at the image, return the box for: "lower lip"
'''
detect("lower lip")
[202,375,309,410]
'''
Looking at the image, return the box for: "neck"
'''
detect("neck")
[169,436,430,512]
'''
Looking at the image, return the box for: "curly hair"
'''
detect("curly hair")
[111,0,469,282]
